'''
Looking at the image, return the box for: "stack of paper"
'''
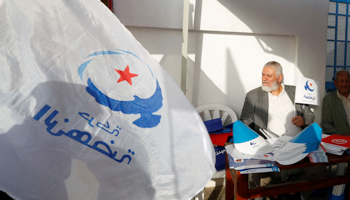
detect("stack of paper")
[232,121,273,155]
[225,144,279,174]
[271,135,293,153]
[321,134,350,155]
[239,167,279,174]
[228,121,324,170]
[274,142,307,165]
[274,122,322,165]
[328,184,345,200]
[259,128,279,145]
[226,120,278,174]
[308,144,328,163]
[225,144,274,161]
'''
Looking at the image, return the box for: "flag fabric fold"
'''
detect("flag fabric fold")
[0,0,215,199]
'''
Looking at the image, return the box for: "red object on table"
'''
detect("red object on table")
[322,134,350,148]
[210,133,229,146]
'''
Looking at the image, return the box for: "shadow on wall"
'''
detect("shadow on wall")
[188,0,323,117]
[189,39,247,118]
[187,33,294,117]
[171,32,246,118]
[120,0,320,118]
[216,0,327,79]
[216,0,297,63]
[218,0,300,69]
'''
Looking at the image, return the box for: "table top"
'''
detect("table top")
[225,142,350,171]
[225,152,350,199]
[276,153,350,170]
[228,153,350,174]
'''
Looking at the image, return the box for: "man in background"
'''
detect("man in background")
[322,70,350,135]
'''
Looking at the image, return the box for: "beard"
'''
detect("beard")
[262,81,279,92]
[338,87,350,97]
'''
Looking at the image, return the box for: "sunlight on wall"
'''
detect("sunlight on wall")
[116,0,328,123]
[200,33,296,94]
[150,54,164,63]
[200,1,252,33]
[195,33,296,116]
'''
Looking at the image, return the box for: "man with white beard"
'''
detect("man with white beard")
[240,61,314,137]
[240,61,316,200]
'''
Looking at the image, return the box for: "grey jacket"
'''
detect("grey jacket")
[240,85,315,133]
[321,91,350,135]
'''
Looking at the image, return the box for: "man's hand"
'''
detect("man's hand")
[291,116,305,127]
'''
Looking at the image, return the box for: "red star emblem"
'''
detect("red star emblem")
[115,65,138,85]
[310,83,312,86]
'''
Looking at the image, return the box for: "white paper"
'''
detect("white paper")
[225,144,274,160]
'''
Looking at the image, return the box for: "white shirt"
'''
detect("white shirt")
[337,90,350,126]
[267,84,302,137]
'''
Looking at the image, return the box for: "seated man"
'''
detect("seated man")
[241,61,314,136]
[240,61,322,200]
[322,70,350,135]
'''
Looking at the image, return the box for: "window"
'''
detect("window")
[326,0,350,93]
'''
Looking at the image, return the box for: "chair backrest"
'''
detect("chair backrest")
[196,104,237,179]
[196,104,238,126]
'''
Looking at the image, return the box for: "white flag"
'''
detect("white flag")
[0,0,215,199]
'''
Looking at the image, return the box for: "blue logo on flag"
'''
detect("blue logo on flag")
[250,141,256,145]
[304,80,315,92]
[78,49,163,128]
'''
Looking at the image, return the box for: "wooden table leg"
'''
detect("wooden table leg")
[225,152,249,200]
[347,162,350,200]
[234,171,249,200]
[226,153,234,200]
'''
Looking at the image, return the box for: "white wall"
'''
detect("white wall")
[114,0,329,124]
